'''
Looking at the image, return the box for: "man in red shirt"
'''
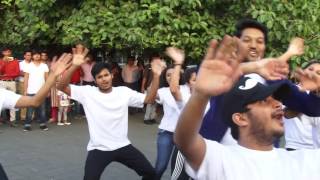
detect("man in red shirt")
[0,47,20,126]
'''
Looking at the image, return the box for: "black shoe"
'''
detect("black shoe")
[23,126,31,132]
[150,119,157,124]
[40,125,48,131]
[143,120,153,125]
[10,122,18,127]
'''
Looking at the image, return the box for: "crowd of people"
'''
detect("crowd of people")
[0,18,320,180]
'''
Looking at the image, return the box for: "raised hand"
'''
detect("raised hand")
[72,47,89,66]
[166,47,185,65]
[294,68,320,91]
[195,35,247,97]
[50,55,58,71]
[256,58,289,80]
[50,53,73,76]
[151,58,165,77]
[286,37,304,57]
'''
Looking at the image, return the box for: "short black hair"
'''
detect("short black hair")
[150,53,161,62]
[230,124,239,140]
[127,56,135,60]
[32,49,41,55]
[235,18,268,43]
[40,50,48,54]
[91,62,112,79]
[24,50,32,55]
[183,67,197,84]
[2,46,12,51]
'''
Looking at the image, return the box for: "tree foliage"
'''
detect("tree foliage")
[0,0,319,66]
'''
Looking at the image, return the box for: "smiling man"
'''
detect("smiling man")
[57,48,164,180]
[234,19,267,62]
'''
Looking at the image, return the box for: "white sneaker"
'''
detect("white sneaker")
[64,122,71,125]
[57,122,64,126]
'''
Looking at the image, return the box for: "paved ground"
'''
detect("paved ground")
[0,113,171,180]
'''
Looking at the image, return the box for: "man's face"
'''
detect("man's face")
[32,53,41,62]
[75,44,85,54]
[244,96,284,141]
[240,28,266,62]
[2,49,12,57]
[95,68,113,92]
[24,52,32,61]
[127,59,135,66]
[41,53,48,62]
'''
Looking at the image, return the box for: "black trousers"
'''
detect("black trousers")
[84,145,155,180]
[171,147,193,180]
[0,163,8,180]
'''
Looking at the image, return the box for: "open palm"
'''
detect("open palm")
[257,58,289,80]
[72,47,89,66]
[166,47,185,65]
[287,37,304,56]
[195,36,246,96]
[51,53,73,76]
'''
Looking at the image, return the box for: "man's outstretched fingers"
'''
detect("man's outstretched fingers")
[203,39,219,61]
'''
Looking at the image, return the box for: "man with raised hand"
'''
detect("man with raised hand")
[57,47,164,180]
[174,36,320,180]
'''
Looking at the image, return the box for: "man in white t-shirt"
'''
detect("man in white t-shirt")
[0,53,71,180]
[17,50,32,121]
[57,48,164,180]
[23,50,50,131]
[174,36,320,180]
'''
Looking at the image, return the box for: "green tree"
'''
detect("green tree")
[0,0,319,66]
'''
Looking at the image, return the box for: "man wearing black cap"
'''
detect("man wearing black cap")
[174,36,320,180]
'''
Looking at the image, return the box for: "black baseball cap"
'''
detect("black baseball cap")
[222,76,291,126]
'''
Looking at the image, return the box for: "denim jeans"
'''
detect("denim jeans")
[155,129,175,179]
[25,94,47,126]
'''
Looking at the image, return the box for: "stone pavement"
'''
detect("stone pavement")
[0,113,171,180]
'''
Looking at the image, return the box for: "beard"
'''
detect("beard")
[248,117,284,146]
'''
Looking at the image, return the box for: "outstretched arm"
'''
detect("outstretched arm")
[277,69,320,117]
[174,36,246,170]
[144,59,164,104]
[278,37,304,62]
[240,37,304,81]
[166,47,185,101]
[15,54,72,108]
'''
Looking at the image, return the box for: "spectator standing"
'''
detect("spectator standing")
[111,62,123,87]
[141,55,161,124]
[17,50,32,121]
[81,54,96,86]
[0,47,20,127]
[57,90,71,126]
[23,50,49,131]
[122,56,140,91]
[122,56,140,114]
